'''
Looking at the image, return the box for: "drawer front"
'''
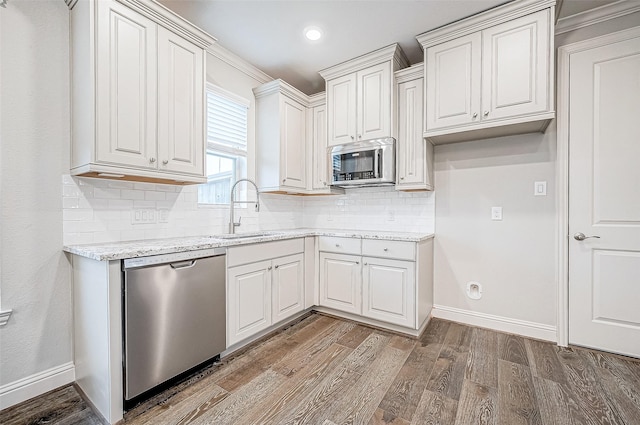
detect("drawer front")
[227,238,304,268]
[318,236,361,255]
[362,239,415,261]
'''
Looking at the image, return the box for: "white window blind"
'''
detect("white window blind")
[206,84,249,155]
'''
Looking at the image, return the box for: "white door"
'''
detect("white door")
[568,31,640,358]
[311,104,330,190]
[362,257,415,328]
[327,74,357,146]
[425,32,481,131]
[157,26,204,176]
[319,252,362,315]
[357,62,391,141]
[396,77,428,189]
[280,96,306,189]
[96,1,157,169]
[227,260,272,346]
[481,9,550,121]
[272,253,304,323]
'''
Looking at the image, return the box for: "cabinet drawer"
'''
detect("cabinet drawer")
[318,236,361,255]
[362,239,415,261]
[227,238,304,268]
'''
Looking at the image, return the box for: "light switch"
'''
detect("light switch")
[534,181,547,196]
[491,207,503,221]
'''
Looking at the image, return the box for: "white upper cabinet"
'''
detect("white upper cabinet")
[418,0,556,144]
[254,80,308,193]
[68,0,214,184]
[321,44,408,147]
[395,64,433,191]
[307,94,344,195]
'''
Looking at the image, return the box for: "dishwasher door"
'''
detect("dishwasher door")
[124,251,226,400]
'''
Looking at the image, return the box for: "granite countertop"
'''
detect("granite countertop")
[63,228,434,261]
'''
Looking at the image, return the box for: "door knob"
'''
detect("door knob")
[574,232,601,241]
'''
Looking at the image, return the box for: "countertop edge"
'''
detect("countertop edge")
[63,229,435,261]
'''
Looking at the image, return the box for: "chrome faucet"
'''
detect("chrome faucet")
[229,178,260,234]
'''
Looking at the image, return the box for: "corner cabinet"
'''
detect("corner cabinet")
[254,80,307,193]
[395,64,433,191]
[417,0,556,144]
[67,0,214,184]
[320,44,409,146]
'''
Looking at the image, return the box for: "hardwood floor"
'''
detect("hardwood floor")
[2,314,640,425]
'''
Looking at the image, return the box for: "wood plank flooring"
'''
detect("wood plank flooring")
[2,313,639,425]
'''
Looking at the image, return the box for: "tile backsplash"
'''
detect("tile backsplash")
[62,176,434,245]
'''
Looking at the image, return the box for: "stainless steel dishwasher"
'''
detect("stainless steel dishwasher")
[123,248,226,402]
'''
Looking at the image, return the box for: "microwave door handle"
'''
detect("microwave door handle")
[373,148,380,178]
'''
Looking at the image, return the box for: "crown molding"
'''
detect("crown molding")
[394,63,423,83]
[319,43,409,81]
[115,0,216,48]
[308,92,326,108]
[253,79,310,106]
[207,44,273,85]
[416,0,556,48]
[555,0,640,35]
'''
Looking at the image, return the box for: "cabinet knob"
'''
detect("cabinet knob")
[323,181,327,186]
[162,160,168,165]
[335,244,340,248]
[282,179,286,184]
[268,266,273,271]
[358,135,362,139]
[274,265,279,269]
[149,157,156,163]
[364,263,368,266]
[484,111,490,116]
[356,261,360,265]
[473,112,478,118]
[350,135,355,140]
[400,177,404,180]
[383,248,388,252]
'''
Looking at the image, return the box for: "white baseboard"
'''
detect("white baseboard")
[0,362,75,410]
[432,305,557,342]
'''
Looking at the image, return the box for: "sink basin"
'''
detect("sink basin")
[212,232,279,240]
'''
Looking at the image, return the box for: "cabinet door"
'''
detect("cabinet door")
[357,62,391,141]
[362,257,415,328]
[280,96,306,189]
[481,10,550,120]
[311,104,330,190]
[319,252,361,315]
[327,73,357,146]
[157,26,204,176]
[227,260,272,347]
[425,33,481,130]
[397,77,431,189]
[96,1,157,169]
[272,253,305,323]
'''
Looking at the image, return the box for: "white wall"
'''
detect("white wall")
[433,128,557,329]
[0,0,72,390]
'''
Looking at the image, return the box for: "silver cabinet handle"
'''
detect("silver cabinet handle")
[274,265,279,269]
[483,111,489,116]
[162,160,168,165]
[383,248,388,252]
[350,135,355,140]
[473,112,478,118]
[149,157,156,163]
[574,232,601,241]
[356,261,360,265]
[268,266,273,271]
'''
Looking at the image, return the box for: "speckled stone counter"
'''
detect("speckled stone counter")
[63,228,434,261]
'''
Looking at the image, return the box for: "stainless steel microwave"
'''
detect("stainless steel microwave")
[330,138,396,187]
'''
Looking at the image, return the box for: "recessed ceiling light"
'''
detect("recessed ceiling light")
[304,26,323,41]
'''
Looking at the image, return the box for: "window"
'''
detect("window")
[198,84,249,205]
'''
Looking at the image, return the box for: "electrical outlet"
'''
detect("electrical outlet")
[132,208,157,225]
[491,207,503,221]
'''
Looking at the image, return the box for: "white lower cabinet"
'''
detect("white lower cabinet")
[319,252,362,315]
[227,260,272,347]
[226,239,305,347]
[362,257,415,328]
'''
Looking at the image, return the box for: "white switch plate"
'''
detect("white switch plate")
[491,207,503,221]
[132,208,157,225]
[534,181,547,196]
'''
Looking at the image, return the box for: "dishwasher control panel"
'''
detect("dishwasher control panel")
[123,247,226,269]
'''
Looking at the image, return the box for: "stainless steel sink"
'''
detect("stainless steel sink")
[212,232,279,240]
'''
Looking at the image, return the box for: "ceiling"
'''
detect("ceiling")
[158,0,619,95]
